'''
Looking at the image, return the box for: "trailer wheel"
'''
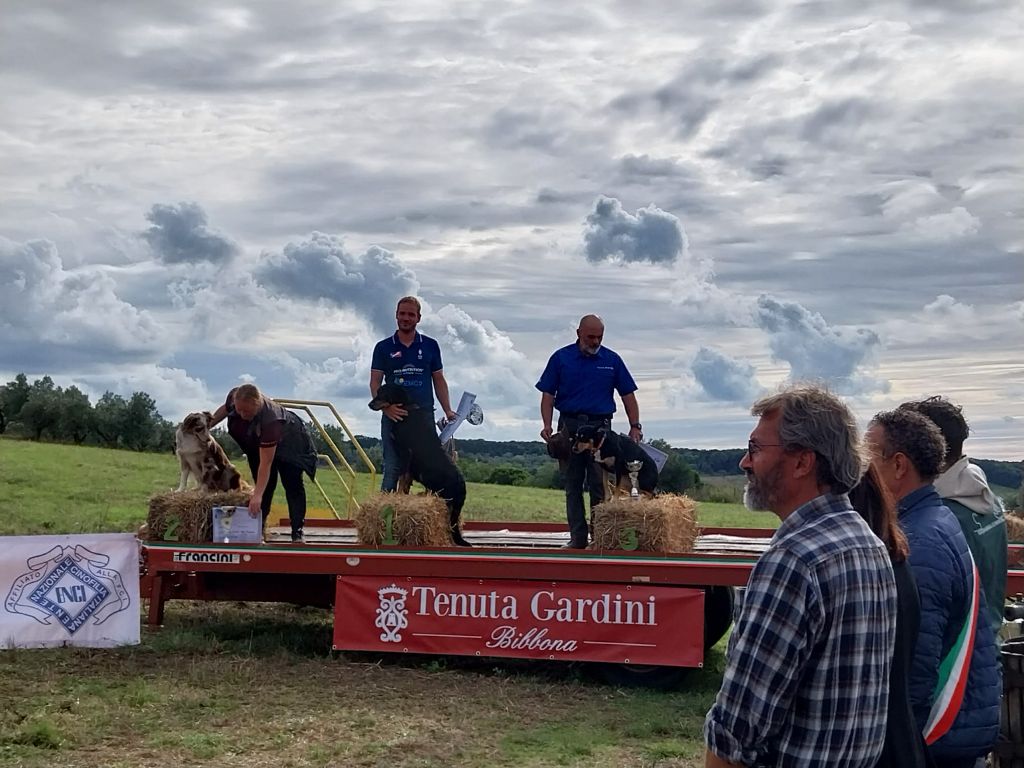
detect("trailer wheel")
[597,662,689,690]
[703,586,734,650]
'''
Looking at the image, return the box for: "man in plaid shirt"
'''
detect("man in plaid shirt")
[705,386,898,767]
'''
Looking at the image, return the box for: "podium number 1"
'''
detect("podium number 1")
[382,506,396,544]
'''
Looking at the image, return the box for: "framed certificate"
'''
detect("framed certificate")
[211,506,263,543]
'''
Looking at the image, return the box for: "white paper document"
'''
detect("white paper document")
[438,391,476,444]
[639,441,669,473]
[211,506,263,543]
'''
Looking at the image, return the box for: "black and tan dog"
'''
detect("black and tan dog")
[369,383,470,547]
[572,423,658,500]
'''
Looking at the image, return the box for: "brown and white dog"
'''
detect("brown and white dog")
[175,411,243,493]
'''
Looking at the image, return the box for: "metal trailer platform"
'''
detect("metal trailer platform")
[140,521,770,684]
[139,524,1024,687]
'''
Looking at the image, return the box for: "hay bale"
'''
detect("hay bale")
[147,489,251,543]
[1007,513,1024,543]
[355,492,452,547]
[591,494,699,553]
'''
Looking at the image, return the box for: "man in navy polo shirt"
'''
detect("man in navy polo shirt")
[370,296,458,491]
[537,314,642,548]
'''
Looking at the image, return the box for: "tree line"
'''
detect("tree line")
[0,372,705,493]
[3,372,1017,497]
[0,374,175,452]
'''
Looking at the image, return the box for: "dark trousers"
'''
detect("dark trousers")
[559,414,609,545]
[246,454,307,535]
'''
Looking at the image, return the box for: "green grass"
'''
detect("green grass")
[0,436,775,535]
[0,601,732,767]
[0,436,761,767]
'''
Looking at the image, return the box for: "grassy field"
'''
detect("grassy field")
[0,437,771,768]
[0,438,775,535]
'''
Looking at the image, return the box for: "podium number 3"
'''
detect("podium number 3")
[619,527,638,551]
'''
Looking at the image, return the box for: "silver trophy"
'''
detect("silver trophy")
[626,460,643,499]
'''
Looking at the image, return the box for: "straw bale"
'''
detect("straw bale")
[591,494,699,553]
[355,492,452,547]
[1007,513,1024,543]
[146,489,251,543]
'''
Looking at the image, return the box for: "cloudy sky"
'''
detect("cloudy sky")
[2,1,1021,460]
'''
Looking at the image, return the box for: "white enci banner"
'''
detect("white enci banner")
[1,533,140,649]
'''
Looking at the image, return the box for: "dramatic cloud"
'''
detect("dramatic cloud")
[583,196,688,265]
[142,202,238,264]
[754,295,887,395]
[254,232,418,335]
[70,366,212,423]
[0,237,163,371]
[691,347,763,403]
[923,295,975,324]
[0,1,1020,457]
[422,304,536,412]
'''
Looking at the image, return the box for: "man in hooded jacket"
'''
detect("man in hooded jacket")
[901,396,1007,637]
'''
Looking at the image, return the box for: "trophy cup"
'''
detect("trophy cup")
[218,507,234,543]
[626,460,643,500]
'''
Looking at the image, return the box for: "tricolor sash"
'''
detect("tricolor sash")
[923,549,980,745]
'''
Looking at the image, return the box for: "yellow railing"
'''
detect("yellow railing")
[274,398,376,519]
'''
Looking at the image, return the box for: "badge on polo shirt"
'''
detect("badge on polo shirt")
[390,350,402,358]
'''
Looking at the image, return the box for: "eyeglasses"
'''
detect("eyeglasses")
[747,439,784,456]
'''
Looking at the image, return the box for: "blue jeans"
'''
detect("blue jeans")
[380,416,400,492]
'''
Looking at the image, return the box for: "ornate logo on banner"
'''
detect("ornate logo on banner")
[375,584,409,643]
[5,545,131,634]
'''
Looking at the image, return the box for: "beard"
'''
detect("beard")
[582,343,601,356]
[743,462,783,512]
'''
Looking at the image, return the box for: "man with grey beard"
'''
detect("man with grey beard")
[704,385,897,768]
[536,314,642,548]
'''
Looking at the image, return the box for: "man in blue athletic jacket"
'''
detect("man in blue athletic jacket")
[369,296,457,492]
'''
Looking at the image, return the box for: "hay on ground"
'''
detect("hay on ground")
[591,494,699,553]
[355,492,452,548]
[1007,513,1024,543]
[147,489,251,543]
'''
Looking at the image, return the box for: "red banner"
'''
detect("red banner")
[333,576,705,667]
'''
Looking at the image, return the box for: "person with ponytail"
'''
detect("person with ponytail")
[850,465,933,768]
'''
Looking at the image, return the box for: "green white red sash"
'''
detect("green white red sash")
[923,549,980,745]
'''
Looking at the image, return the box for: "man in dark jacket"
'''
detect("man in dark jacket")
[901,396,1007,638]
[867,409,1000,768]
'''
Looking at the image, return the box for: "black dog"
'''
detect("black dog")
[572,423,659,499]
[369,383,470,547]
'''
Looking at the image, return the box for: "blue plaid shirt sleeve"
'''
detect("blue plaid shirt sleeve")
[704,547,823,765]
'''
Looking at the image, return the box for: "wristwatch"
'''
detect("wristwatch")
[630,422,642,430]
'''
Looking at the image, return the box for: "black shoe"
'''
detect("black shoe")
[291,529,305,543]
[561,539,588,549]
[451,528,473,547]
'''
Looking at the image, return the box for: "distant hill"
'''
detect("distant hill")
[974,458,1023,489]
[381,437,1022,485]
